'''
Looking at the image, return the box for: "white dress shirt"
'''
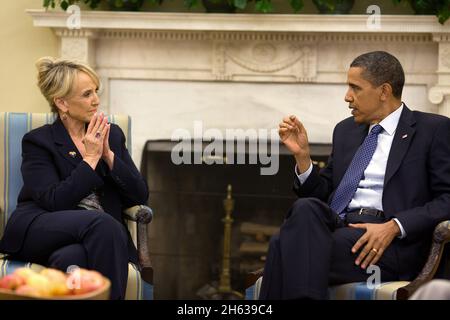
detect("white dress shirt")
[296,104,406,238]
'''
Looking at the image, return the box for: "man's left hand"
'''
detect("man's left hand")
[349,220,401,269]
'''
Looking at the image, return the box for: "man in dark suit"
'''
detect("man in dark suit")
[259,51,450,299]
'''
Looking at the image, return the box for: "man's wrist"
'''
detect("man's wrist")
[294,155,312,174]
[389,219,401,237]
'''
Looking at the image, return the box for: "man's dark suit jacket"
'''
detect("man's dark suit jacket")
[0,117,149,265]
[293,105,450,280]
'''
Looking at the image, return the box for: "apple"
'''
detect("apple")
[15,285,42,297]
[69,269,105,295]
[25,273,52,297]
[40,269,66,283]
[0,274,25,290]
[40,269,70,296]
[13,268,37,281]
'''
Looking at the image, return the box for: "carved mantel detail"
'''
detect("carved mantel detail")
[429,86,450,104]
[55,28,98,67]
[27,10,450,118]
[213,40,316,82]
[431,33,450,116]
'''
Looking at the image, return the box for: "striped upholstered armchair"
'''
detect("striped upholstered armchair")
[0,112,154,300]
[245,223,450,300]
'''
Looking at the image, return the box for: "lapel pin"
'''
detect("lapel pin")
[402,134,408,139]
[69,151,77,158]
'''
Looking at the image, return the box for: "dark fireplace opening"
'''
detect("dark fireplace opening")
[141,139,331,299]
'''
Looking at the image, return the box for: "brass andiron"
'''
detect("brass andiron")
[218,184,244,299]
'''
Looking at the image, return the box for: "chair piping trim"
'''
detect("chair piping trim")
[1,259,6,276]
[132,263,142,300]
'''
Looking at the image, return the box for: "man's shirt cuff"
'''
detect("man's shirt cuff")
[295,162,313,185]
[393,218,406,239]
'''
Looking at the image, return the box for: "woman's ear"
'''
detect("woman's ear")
[54,97,68,113]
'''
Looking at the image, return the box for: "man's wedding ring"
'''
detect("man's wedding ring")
[95,131,101,139]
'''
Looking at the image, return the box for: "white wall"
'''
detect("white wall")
[110,80,435,165]
[0,1,58,113]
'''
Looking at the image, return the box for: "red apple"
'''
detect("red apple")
[0,274,25,290]
[40,268,70,296]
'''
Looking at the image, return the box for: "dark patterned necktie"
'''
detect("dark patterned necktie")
[329,124,383,218]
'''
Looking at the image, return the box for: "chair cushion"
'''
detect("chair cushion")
[328,281,410,300]
[0,258,153,300]
[0,257,46,276]
[125,261,153,300]
[245,276,410,300]
[245,276,263,300]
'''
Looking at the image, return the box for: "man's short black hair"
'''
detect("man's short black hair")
[350,51,405,99]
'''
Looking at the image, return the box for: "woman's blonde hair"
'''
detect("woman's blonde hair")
[36,57,100,113]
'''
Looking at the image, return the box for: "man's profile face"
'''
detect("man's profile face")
[345,67,384,125]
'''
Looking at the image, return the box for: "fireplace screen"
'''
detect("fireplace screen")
[141,139,331,299]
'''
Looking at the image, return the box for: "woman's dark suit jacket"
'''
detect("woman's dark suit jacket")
[0,117,149,265]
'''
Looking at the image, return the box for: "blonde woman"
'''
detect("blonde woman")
[0,57,149,300]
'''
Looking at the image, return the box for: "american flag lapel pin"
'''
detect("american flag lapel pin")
[402,134,408,139]
[69,151,77,158]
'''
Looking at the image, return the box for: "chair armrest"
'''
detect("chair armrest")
[245,268,264,289]
[123,205,154,284]
[396,220,450,300]
[123,205,153,224]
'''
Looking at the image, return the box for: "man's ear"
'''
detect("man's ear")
[379,83,393,101]
[54,97,68,113]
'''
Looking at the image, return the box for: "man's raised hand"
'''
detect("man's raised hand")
[279,115,311,173]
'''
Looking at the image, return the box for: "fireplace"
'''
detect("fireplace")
[142,139,331,299]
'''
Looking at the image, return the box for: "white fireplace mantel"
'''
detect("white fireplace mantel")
[27,10,450,164]
[27,9,450,33]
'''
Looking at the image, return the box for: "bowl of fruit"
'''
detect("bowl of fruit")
[0,267,110,300]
